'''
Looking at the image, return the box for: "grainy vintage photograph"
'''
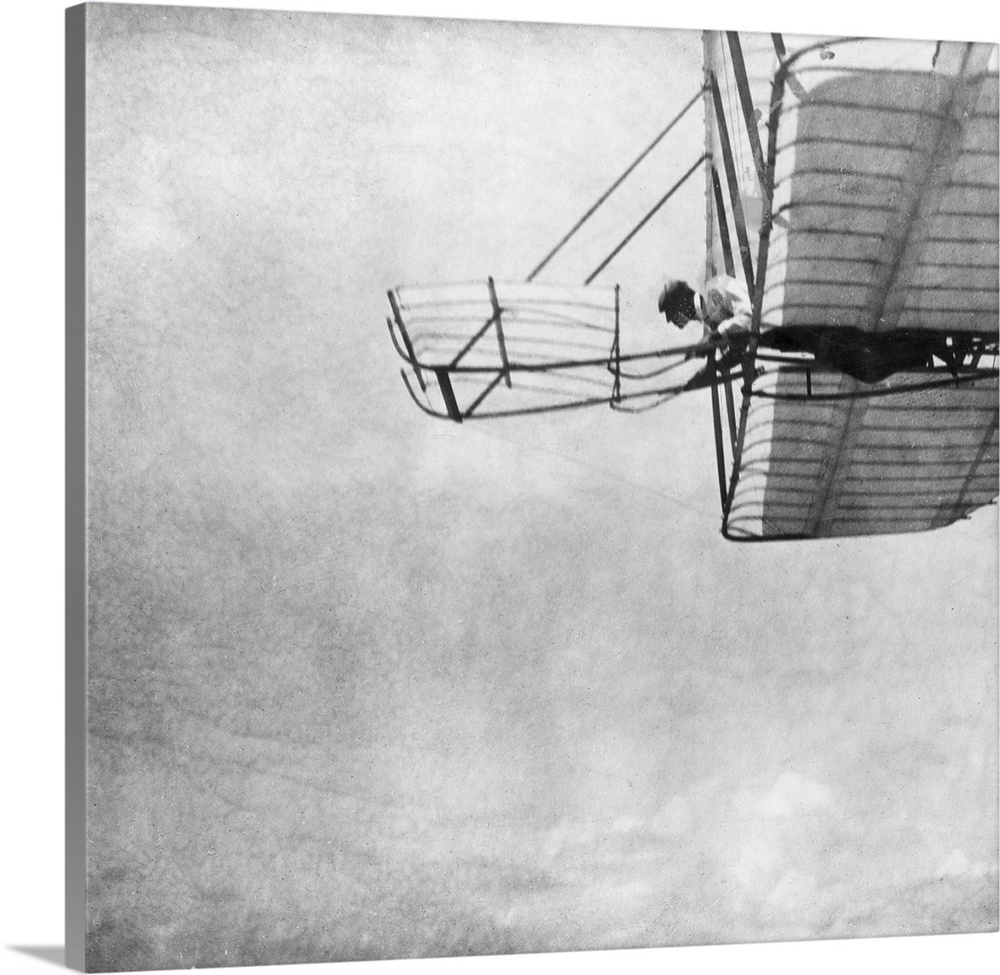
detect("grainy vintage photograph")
[71,2,997,971]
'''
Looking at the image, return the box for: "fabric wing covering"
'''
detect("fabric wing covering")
[727,369,998,539]
[726,40,999,540]
[763,45,999,335]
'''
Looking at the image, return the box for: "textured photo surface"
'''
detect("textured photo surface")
[82,3,999,970]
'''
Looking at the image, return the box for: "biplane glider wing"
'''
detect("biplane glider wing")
[386,33,999,542]
[723,368,998,539]
[705,36,999,539]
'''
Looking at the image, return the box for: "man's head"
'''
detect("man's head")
[658,280,699,327]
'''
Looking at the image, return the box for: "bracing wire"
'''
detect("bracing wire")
[525,85,707,283]
[465,423,721,521]
[584,153,708,284]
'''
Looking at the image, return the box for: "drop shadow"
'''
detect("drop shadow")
[8,946,67,968]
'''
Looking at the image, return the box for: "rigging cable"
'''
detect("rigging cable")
[465,423,720,521]
[525,85,707,283]
[584,153,708,284]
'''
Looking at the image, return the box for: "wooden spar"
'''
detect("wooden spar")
[387,289,426,391]
[709,350,729,507]
[709,70,755,294]
[703,51,739,501]
[769,33,808,101]
[433,367,463,422]
[710,165,736,279]
[487,277,512,388]
[721,32,785,536]
[723,369,738,450]
[612,285,621,404]
[703,34,718,283]
[726,32,767,188]
[400,337,721,376]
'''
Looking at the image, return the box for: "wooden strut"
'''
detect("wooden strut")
[487,276,512,388]
[611,285,622,404]
[703,89,740,458]
[769,33,808,101]
[710,164,737,279]
[434,367,463,422]
[720,32,786,535]
[726,32,768,189]
[709,349,728,507]
[723,369,738,449]
[709,69,756,295]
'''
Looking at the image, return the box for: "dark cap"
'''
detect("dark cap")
[658,280,698,325]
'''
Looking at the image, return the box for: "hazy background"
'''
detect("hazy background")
[83,4,997,970]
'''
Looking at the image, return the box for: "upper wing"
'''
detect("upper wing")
[764,47,999,336]
[707,37,999,540]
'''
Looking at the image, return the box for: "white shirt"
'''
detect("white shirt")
[703,275,752,336]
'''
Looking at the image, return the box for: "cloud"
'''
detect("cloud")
[757,771,832,818]
[543,818,598,859]
[648,796,694,838]
[938,849,971,877]
[609,814,645,835]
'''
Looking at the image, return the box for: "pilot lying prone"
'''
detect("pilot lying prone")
[657,276,956,387]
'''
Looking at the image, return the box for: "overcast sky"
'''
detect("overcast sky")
[67,2,1000,970]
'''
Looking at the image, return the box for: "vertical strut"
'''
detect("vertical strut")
[611,284,621,404]
[725,31,767,187]
[721,36,786,537]
[703,34,718,283]
[709,70,755,294]
[708,349,728,508]
[722,368,738,450]
[487,277,512,388]
[710,164,736,279]
[434,368,463,423]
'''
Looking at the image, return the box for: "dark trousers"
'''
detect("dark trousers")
[764,327,945,383]
[682,327,949,391]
